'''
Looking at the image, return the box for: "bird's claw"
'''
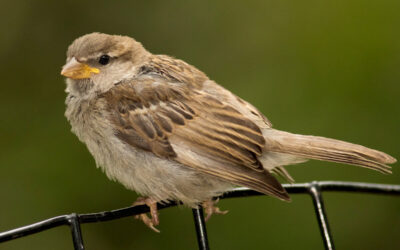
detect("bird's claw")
[202,199,229,222]
[133,197,160,233]
[134,213,160,233]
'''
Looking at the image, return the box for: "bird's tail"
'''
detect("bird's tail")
[262,129,396,174]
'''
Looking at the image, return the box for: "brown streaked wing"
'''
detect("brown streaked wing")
[102,74,288,200]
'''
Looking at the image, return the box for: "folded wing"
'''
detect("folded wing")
[102,77,290,201]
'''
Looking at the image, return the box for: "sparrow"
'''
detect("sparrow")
[61,32,396,232]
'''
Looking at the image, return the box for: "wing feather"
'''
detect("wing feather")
[101,57,289,201]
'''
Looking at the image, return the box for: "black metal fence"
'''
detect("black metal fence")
[1,181,399,250]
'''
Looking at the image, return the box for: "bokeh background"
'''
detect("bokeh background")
[1,1,399,249]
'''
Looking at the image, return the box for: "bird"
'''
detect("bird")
[61,32,396,232]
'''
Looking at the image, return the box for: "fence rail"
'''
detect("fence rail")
[1,181,400,250]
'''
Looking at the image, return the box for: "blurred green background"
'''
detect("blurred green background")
[1,0,399,249]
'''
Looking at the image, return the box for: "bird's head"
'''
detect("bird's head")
[61,32,150,96]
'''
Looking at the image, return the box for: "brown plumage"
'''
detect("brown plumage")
[61,33,396,231]
[102,75,288,200]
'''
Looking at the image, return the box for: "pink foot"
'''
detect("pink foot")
[202,199,229,222]
[133,197,160,233]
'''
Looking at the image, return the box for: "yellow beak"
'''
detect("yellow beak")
[61,57,100,79]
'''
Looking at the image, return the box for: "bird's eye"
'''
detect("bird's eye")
[98,55,110,65]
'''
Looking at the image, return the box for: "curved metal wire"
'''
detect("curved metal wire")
[1,181,400,250]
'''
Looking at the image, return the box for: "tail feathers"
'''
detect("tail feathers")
[263,129,396,174]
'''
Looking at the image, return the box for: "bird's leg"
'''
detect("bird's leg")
[202,199,228,222]
[133,197,160,233]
